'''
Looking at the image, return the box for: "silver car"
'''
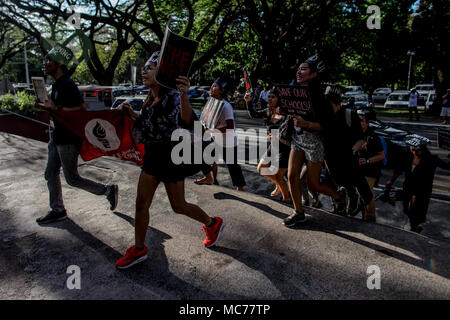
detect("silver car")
[372,88,392,103]
[110,95,147,115]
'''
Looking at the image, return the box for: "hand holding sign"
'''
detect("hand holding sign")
[176,76,190,97]
[293,115,308,127]
[156,25,199,89]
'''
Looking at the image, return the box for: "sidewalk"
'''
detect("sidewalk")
[1,132,449,299]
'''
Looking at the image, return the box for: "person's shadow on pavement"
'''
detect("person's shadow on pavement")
[42,214,221,299]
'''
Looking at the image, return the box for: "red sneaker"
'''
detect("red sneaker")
[202,216,225,247]
[116,245,148,269]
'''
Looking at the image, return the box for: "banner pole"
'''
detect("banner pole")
[0,108,51,127]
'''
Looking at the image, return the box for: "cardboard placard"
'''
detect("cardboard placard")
[437,128,450,150]
[31,77,48,104]
[200,97,225,130]
[156,26,199,90]
[275,84,312,116]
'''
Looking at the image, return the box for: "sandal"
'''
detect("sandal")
[194,178,213,185]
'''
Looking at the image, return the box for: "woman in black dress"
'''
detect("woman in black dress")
[116,51,225,269]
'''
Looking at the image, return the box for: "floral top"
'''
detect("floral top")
[132,89,182,144]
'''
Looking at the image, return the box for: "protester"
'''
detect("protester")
[409,89,420,121]
[116,51,225,269]
[397,139,450,233]
[283,55,348,227]
[35,46,118,224]
[353,112,385,222]
[259,85,269,109]
[245,87,291,202]
[193,77,246,191]
[322,85,373,216]
[441,89,450,125]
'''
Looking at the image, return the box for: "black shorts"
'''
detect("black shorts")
[142,142,202,183]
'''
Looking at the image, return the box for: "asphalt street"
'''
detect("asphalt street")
[0,106,449,300]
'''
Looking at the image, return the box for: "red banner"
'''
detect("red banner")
[51,109,145,165]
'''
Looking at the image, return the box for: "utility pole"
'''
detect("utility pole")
[407,50,415,90]
[24,42,30,85]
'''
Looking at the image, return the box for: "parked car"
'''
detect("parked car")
[414,84,434,104]
[343,93,373,109]
[112,86,133,97]
[110,95,147,114]
[134,85,149,95]
[344,85,364,94]
[12,83,31,95]
[188,85,209,104]
[353,93,373,109]
[343,90,363,100]
[372,88,392,103]
[425,92,435,112]
[383,90,410,109]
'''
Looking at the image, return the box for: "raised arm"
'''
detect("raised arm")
[176,76,193,125]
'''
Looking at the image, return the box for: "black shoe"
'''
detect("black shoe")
[36,210,67,224]
[283,210,306,227]
[333,187,348,216]
[107,185,119,210]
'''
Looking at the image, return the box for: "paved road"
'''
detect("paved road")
[1,132,449,300]
[210,109,450,243]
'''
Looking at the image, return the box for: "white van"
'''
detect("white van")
[384,90,410,109]
[414,84,434,104]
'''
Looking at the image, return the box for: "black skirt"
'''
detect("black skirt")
[262,139,291,169]
[141,142,202,183]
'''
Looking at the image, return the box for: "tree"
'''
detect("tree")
[0,0,242,85]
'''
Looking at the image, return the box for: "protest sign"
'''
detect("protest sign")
[199,97,225,129]
[32,77,48,104]
[275,84,312,116]
[156,26,199,89]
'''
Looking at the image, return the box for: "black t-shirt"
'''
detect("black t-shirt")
[304,79,334,134]
[358,128,384,178]
[51,75,84,145]
[323,108,363,158]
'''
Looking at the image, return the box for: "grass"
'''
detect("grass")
[374,108,442,122]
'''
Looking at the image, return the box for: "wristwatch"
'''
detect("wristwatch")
[366,158,371,164]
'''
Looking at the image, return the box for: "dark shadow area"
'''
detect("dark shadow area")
[111,211,240,299]
[214,191,289,219]
[211,245,311,299]
[213,191,450,280]
[0,213,221,299]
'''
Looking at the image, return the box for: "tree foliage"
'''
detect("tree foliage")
[0,0,447,92]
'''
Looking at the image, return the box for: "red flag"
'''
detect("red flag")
[51,109,145,165]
